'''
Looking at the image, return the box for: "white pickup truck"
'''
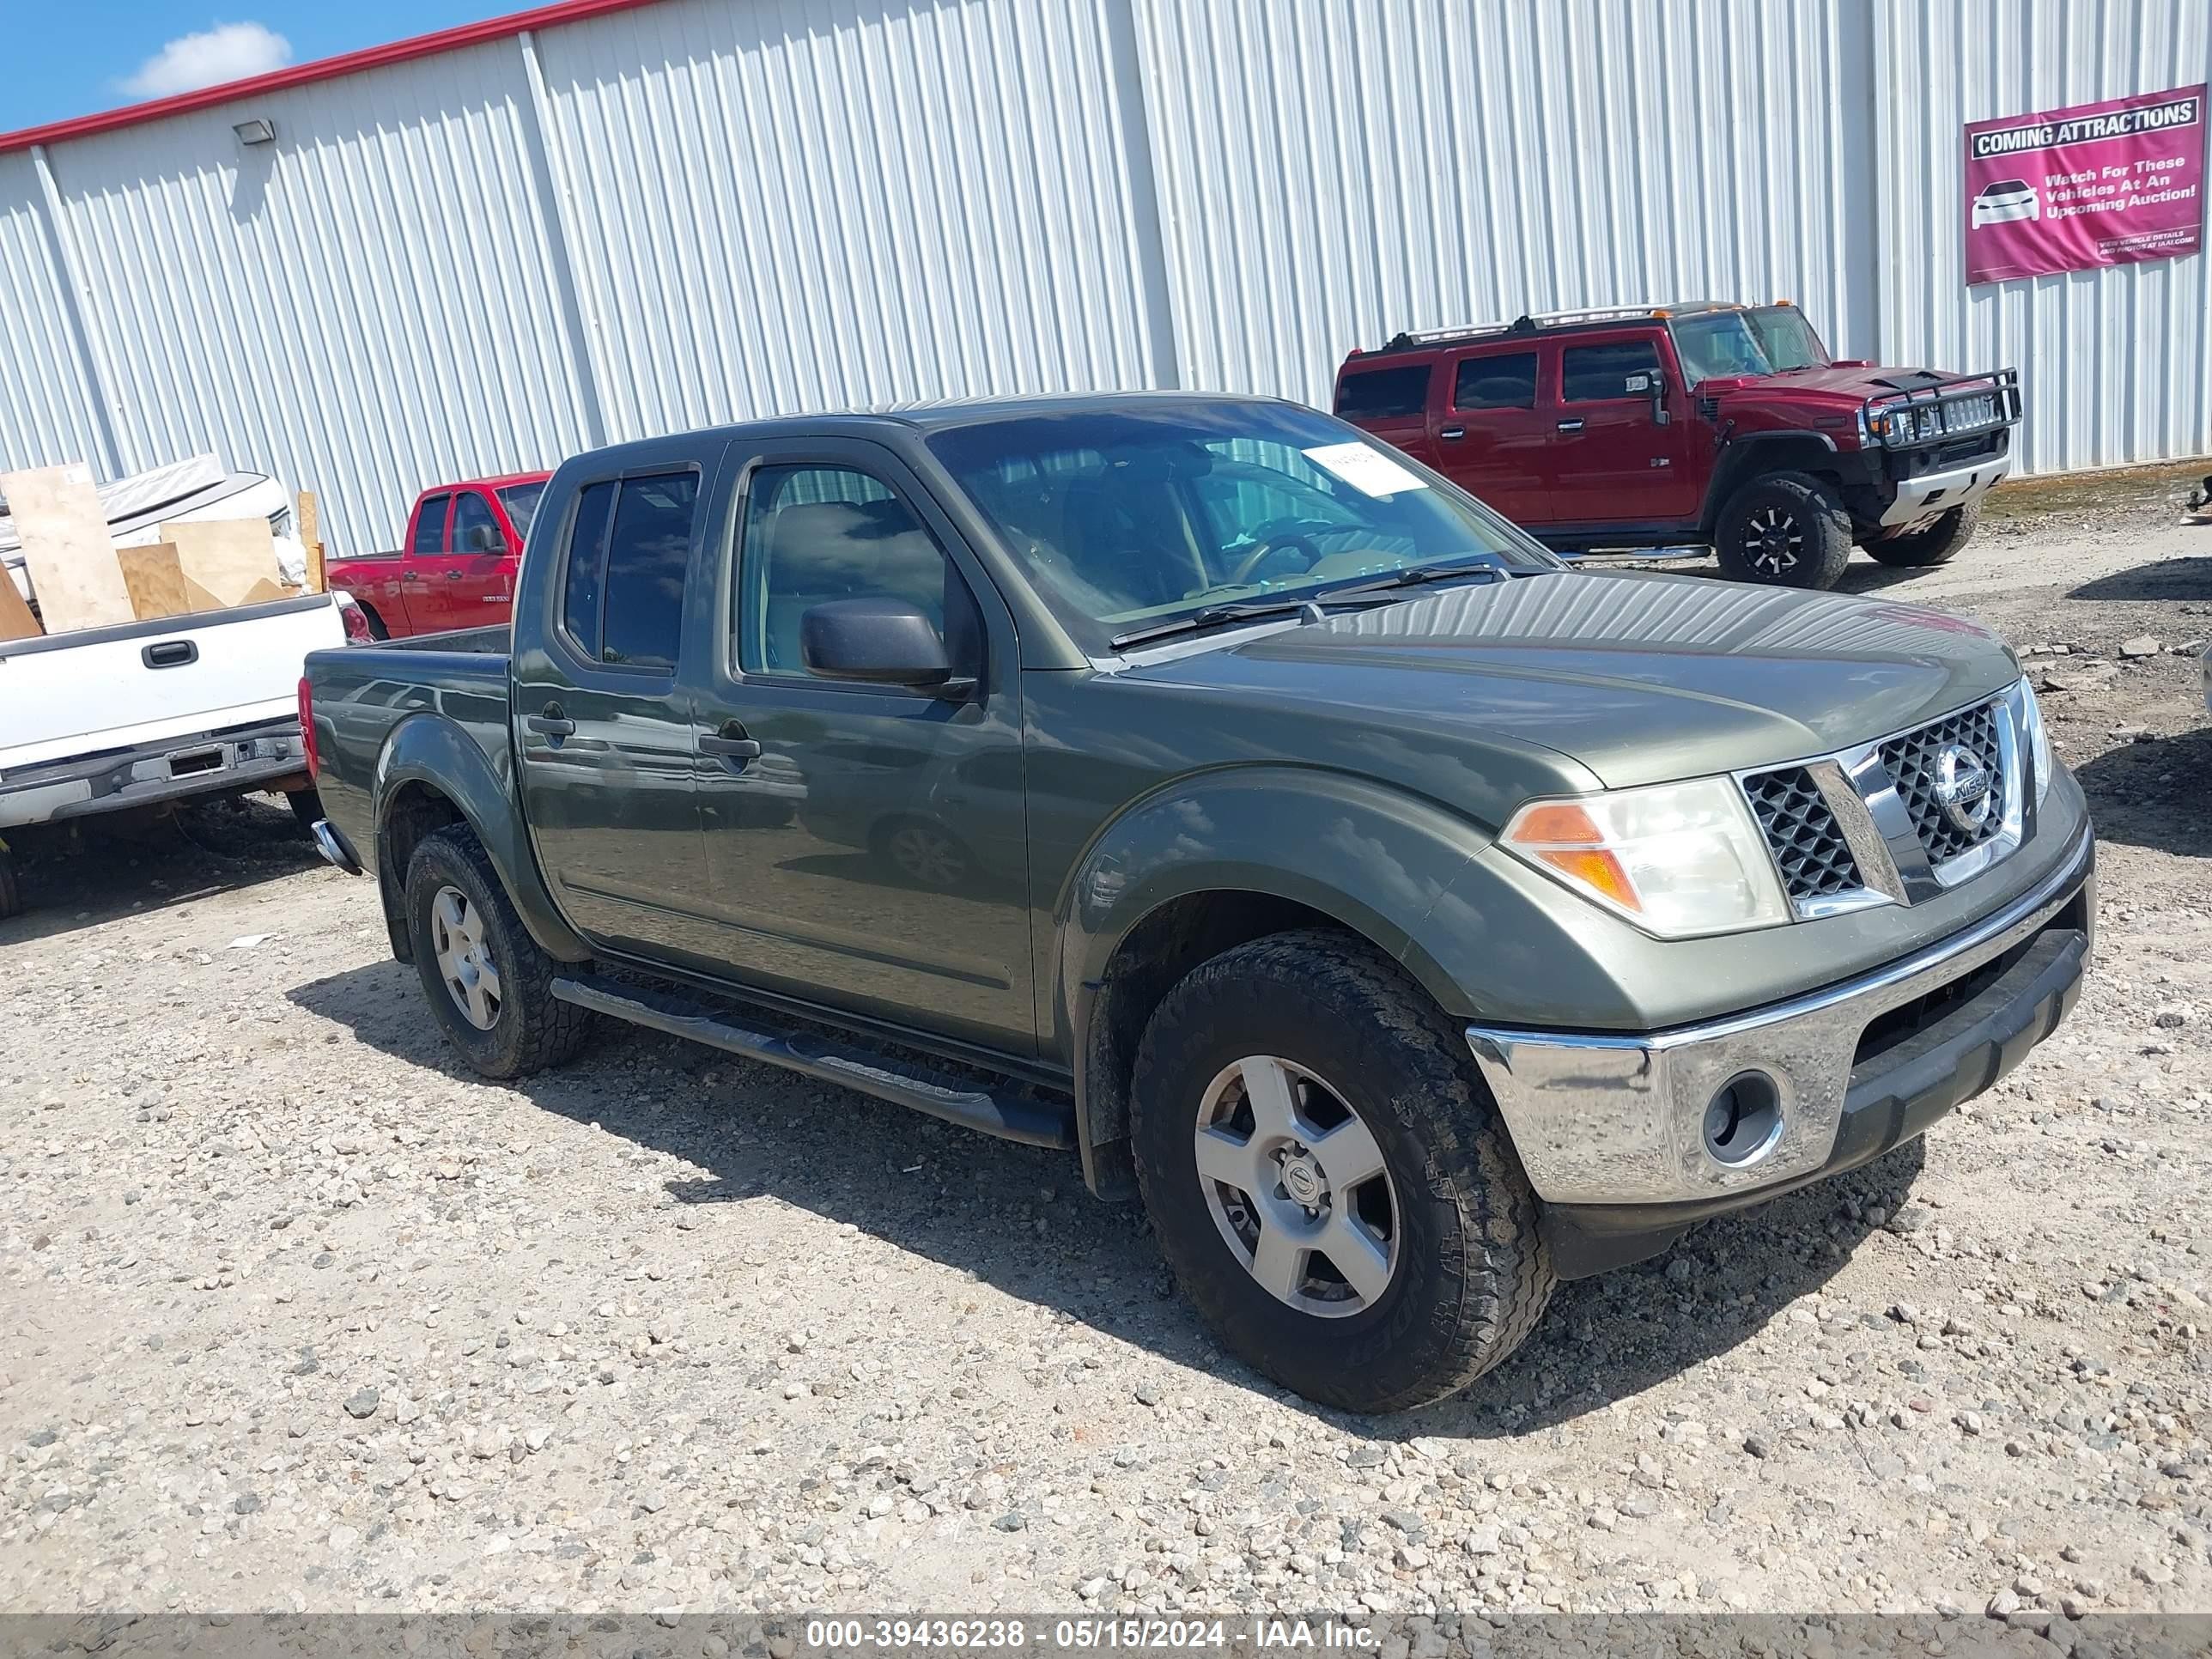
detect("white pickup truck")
[0,592,349,916]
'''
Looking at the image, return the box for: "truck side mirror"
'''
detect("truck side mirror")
[462,523,501,552]
[1626,372,1671,426]
[800,598,956,690]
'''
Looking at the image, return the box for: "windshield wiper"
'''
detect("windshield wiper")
[1316,557,1507,602]
[1107,599,1322,651]
[1105,560,1508,651]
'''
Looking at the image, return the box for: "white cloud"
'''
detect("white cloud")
[121,21,292,100]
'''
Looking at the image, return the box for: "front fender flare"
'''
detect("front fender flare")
[1054,768,1497,1186]
[375,714,591,963]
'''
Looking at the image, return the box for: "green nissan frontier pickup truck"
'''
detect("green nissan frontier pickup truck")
[301,393,2094,1413]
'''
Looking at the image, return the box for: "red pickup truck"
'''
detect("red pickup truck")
[328,471,550,637]
[1334,301,2020,588]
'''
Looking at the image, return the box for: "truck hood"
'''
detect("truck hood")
[1121,570,2021,791]
[1701,363,1992,415]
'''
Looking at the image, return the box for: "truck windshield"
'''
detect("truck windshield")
[1744,305,1830,370]
[1670,307,1831,382]
[927,404,1559,652]
[497,482,546,542]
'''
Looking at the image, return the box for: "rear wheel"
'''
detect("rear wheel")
[355,602,390,641]
[1864,501,1980,568]
[404,825,593,1078]
[1129,929,1554,1413]
[1714,471,1852,588]
[0,842,21,921]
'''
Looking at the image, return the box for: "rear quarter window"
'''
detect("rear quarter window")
[1334,363,1431,420]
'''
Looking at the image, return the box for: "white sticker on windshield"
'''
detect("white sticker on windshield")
[1302,441,1429,498]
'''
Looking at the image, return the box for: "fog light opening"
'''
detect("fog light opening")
[1703,1072,1783,1167]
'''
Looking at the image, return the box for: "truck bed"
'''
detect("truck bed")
[0,593,346,773]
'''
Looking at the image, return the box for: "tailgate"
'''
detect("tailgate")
[0,594,345,772]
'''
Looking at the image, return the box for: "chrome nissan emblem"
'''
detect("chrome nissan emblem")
[1933,744,1993,832]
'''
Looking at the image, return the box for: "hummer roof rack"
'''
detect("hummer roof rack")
[1361,299,1777,357]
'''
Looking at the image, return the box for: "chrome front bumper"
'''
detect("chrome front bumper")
[1465,823,2094,1207]
[1881,456,2008,526]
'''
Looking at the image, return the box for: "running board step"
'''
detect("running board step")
[550,972,1075,1150]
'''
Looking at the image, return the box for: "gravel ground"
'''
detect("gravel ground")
[3,492,2211,1623]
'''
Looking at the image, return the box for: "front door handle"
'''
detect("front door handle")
[1439,425,1467,441]
[525,707,575,738]
[700,721,762,763]
[446,569,465,580]
[1556,418,1585,432]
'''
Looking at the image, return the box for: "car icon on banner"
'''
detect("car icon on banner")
[1972,178,2040,227]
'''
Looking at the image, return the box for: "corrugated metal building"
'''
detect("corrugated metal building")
[2,0,2207,554]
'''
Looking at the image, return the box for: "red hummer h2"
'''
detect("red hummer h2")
[1334,302,2021,588]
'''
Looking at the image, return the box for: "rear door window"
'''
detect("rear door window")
[1334,364,1431,420]
[412,493,451,553]
[559,482,617,655]
[1561,339,1665,402]
[597,473,698,670]
[1453,351,1539,410]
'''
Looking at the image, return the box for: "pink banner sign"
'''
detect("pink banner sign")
[1964,84,2206,284]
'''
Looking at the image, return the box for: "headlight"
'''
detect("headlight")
[2017,674,2052,803]
[1501,777,1790,939]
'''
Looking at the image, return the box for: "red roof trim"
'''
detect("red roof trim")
[0,0,665,155]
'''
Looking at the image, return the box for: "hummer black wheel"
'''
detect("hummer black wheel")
[1865,501,1980,568]
[1715,471,1852,589]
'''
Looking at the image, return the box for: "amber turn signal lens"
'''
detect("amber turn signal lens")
[1511,802,1605,845]
[1534,848,1642,912]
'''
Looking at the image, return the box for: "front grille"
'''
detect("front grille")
[1881,701,2006,866]
[1744,767,1862,902]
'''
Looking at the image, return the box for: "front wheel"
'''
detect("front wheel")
[1714,471,1852,588]
[1864,501,1980,568]
[404,826,594,1078]
[1129,929,1554,1413]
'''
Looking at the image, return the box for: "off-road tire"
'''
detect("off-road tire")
[1129,928,1554,1413]
[1714,471,1853,589]
[404,825,593,1079]
[1864,501,1980,568]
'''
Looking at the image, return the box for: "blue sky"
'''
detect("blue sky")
[5,3,518,131]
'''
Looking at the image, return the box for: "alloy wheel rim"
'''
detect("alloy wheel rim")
[429,884,502,1030]
[1193,1055,1401,1318]
[1745,504,1803,574]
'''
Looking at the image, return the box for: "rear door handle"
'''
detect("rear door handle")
[1439,426,1466,441]
[700,721,762,763]
[525,708,575,738]
[1557,419,1585,432]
